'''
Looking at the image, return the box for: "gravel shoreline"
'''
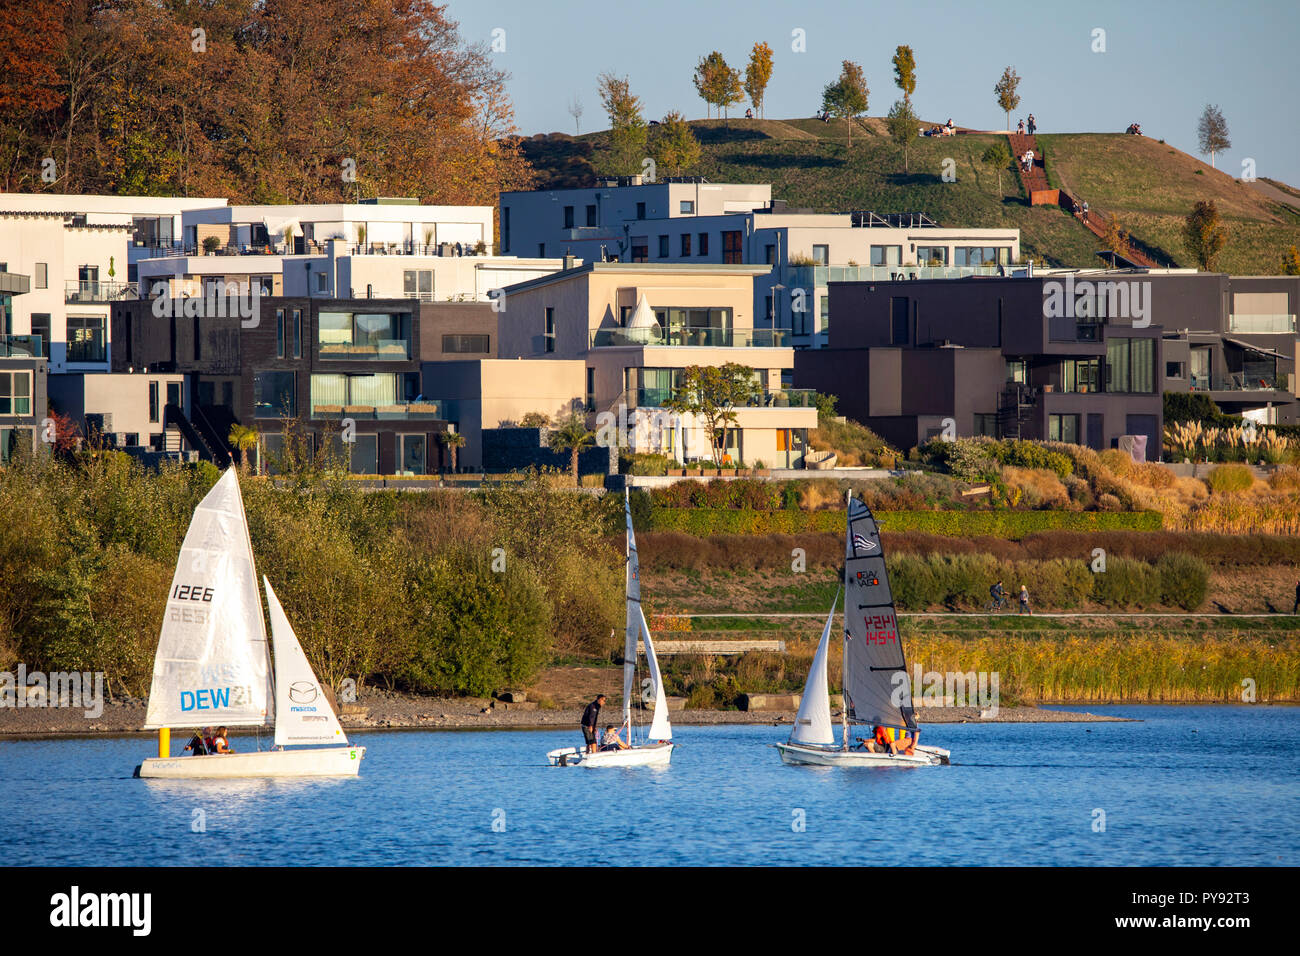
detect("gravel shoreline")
[0,689,1134,738]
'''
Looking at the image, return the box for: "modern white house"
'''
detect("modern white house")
[499,178,1021,348]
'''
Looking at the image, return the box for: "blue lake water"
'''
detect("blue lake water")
[2,705,1296,866]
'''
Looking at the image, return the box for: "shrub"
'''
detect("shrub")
[1268,465,1300,492]
[625,453,671,476]
[1091,557,1161,609]
[1004,466,1070,509]
[1206,464,1255,494]
[1156,553,1209,611]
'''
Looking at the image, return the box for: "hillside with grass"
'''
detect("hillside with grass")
[522,118,1300,274]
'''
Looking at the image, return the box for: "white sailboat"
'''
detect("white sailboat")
[547,489,673,768]
[135,468,364,778]
[776,494,950,768]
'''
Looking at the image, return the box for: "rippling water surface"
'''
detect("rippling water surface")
[2,706,1296,866]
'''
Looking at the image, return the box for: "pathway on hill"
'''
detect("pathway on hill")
[1009,132,1159,268]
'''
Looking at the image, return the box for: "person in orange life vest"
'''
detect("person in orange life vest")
[211,726,234,754]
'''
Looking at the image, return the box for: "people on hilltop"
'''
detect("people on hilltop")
[1126,123,1143,135]
[211,726,234,754]
[745,107,754,119]
[1027,114,1037,135]
[1017,118,1025,134]
[581,694,606,753]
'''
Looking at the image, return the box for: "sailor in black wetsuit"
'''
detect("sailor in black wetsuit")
[581,695,606,753]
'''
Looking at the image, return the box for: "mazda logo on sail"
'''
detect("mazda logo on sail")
[288,681,318,704]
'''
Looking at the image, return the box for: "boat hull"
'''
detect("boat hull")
[135,745,365,778]
[776,741,948,767]
[547,743,673,768]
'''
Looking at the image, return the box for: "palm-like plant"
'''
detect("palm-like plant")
[547,414,595,486]
[439,431,466,473]
[228,424,259,474]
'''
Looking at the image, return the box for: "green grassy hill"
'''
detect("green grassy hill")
[521,118,1300,274]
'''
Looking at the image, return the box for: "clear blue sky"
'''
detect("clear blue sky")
[450,0,1300,187]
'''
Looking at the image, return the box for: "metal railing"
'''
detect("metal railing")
[590,326,788,348]
[623,386,816,409]
[316,338,412,361]
[782,264,1005,286]
[1191,374,1282,392]
[65,280,138,303]
[311,400,444,420]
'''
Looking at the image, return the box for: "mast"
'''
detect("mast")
[841,491,850,750]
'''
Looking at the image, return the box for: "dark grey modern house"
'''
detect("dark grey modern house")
[1,269,49,462]
[794,270,1297,456]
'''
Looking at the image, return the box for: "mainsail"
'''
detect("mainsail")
[265,578,348,747]
[842,495,915,731]
[144,468,272,729]
[789,592,839,746]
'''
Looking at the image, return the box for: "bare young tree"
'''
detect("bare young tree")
[567,94,583,135]
[1197,104,1230,169]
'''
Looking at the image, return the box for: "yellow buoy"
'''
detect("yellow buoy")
[159,727,170,759]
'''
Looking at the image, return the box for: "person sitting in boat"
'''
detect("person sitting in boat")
[183,728,211,756]
[581,694,606,753]
[211,726,234,754]
[600,724,630,751]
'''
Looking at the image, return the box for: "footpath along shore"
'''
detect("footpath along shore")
[0,687,1133,737]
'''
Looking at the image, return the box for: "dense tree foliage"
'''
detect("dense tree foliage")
[0,0,532,204]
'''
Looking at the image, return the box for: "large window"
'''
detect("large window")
[253,370,296,417]
[630,237,648,263]
[1062,357,1102,393]
[0,371,32,416]
[1106,337,1155,393]
[722,230,743,264]
[403,270,433,301]
[30,315,50,357]
[317,311,410,360]
[399,434,426,475]
[917,246,948,266]
[955,246,1006,266]
[0,426,33,462]
[1048,414,1080,444]
[563,206,575,229]
[870,245,901,266]
[67,315,106,362]
[651,307,734,345]
[349,434,378,474]
[442,334,490,354]
[812,244,829,266]
[680,234,692,257]
[309,373,401,415]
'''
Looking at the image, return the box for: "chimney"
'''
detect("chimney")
[563,254,576,270]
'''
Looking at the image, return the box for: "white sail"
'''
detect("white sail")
[637,605,672,741]
[265,578,348,747]
[842,495,915,730]
[789,593,838,746]
[144,469,272,729]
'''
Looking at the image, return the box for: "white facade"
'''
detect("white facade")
[0,212,130,372]
[500,181,1021,348]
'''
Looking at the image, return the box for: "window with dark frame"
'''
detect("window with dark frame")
[544,307,555,352]
[680,234,691,256]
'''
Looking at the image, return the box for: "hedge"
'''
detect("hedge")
[647,507,1164,536]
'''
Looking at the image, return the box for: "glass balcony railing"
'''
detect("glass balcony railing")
[590,326,788,348]
[783,264,1004,286]
[1191,374,1281,392]
[65,280,138,303]
[625,387,816,409]
[311,400,444,420]
[1228,314,1296,334]
[0,335,43,359]
[316,338,412,361]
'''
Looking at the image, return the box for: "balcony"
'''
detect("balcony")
[1191,374,1282,392]
[0,335,43,359]
[783,264,1004,287]
[65,280,138,304]
[591,327,788,348]
[625,386,816,409]
[317,339,412,362]
[1228,314,1296,334]
[312,401,443,420]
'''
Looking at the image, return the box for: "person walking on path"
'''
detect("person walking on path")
[1019,585,1032,615]
[1292,579,1300,614]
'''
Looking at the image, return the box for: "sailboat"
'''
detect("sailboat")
[134,468,364,778]
[776,494,950,767]
[546,489,673,768]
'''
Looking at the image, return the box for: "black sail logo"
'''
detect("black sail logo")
[288,681,318,704]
